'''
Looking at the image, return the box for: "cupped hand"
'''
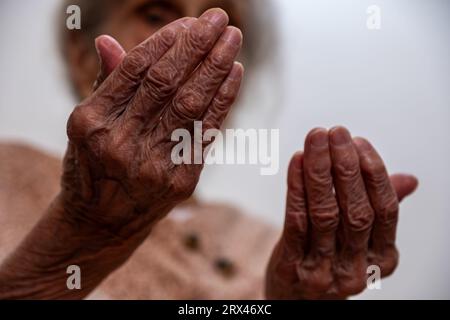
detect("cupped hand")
[62,9,244,240]
[266,127,418,299]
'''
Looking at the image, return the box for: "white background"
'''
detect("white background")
[0,0,449,299]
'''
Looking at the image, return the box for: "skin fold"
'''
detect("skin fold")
[0,8,418,300]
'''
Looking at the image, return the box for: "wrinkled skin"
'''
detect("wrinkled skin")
[0,8,418,300]
[63,10,243,240]
[266,127,418,299]
[0,9,245,299]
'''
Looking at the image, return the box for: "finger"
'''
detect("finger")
[353,138,400,251]
[330,127,374,248]
[329,127,373,295]
[126,9,229,127]
[282,152,308,262]
[390,174,418,202]
[164,26,242,131]
[353,138,407,277]
[93,35,126,91]
[94,17,195,110]
[68,18,194,142]
[303,128,339,259]
[202,62,244,133]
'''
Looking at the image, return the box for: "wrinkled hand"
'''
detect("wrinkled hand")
[62,9,243,240]
[266,127,418,299]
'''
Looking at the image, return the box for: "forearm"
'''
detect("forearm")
[0,194,165,299]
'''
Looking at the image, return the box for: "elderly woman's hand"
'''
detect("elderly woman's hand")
[63,9,243,239]
[0,9,244,299]
[266,127,418,299]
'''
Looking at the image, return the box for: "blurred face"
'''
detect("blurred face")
[102,0,244,52]
[70,0,246,98]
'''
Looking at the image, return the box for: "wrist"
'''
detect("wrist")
[59,160,174,243]
[57,181,165,246]
[0,195,142,299]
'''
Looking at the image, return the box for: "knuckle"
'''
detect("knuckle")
[297,256,337,295]
[372,247,399,277]
[315,244,335,259]
[339,278,367,296]
[298,268,333,293]
[307,160,331,183]
[284,211,308,239]
[286,192,307,215]
[120,54,145,81]
[67,105,98,141]
[186,23,215,52]
[306,277,333,294]
[139,31,177,67]
[377,196,399,227]
[213,85,236,109]
[172,89,205,119]
[335,261,368,295]
[150,30,176,53]
[347,202,374,231]
[145,60,179,102]
[310,206,339,232]
[335,157,360,180]
[205,53,233,77]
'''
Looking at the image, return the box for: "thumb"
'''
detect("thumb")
[93,35,126,91]
[390,173,419,202]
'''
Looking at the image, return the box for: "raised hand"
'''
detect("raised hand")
[0,10,246,299]
[62,9,243,240]
[266,127,418,299]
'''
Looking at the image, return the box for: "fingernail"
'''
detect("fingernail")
[330,127,351,146]
[310,128,328,147]
[221,27,243,46]
[200,8,229,28]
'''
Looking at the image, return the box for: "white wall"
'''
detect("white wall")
[0,0,449,299]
